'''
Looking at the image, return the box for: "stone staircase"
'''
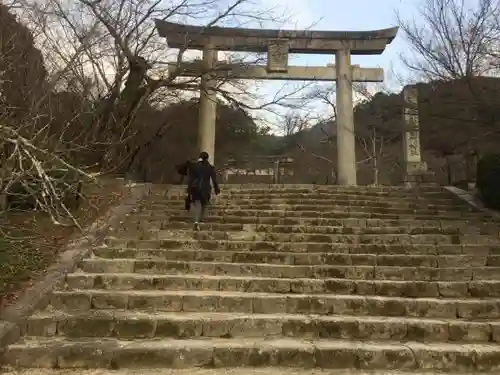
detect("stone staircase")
[4,184,500,373]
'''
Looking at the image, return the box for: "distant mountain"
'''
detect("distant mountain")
[303,120,336,141]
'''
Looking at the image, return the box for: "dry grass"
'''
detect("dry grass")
[0,178,127,311]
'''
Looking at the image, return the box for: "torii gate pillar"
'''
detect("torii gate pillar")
[335,48,356,185]
[199,44,218,164]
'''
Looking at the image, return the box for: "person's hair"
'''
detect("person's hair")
[199,151,209,161]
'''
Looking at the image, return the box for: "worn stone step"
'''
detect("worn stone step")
[153,184,448,195]
[103,238,498,255]
[248,223,498,236]
[162,197,463,208]
[116,222,458,235]
[120,221,482,236]
[49,289,500,319]
[155,182,442,189]
[155,196,465,209]
[78,258,500,281]
[120,221,245,233]
[154,214,494,226]
[125,216,499,238]
[144,201,475,215]
[160,190,468,207]
[113,230,482,246]
[119,229,477,245]
[5,336,500,371]
[64,273,500,298]
[156,194,472,206]
[26,310,498,344]
[148,197,464,211]
[143,207,483,220]
[152,193,459,205]
[150,209,485,221]
[92,248,495,268]
[1,369,497,375]
[118,229,500,246]
[148,186,453,199]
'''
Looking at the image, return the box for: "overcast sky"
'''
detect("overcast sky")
[172,0,422,130]
[270,0,412,81]
[240,0,420,129]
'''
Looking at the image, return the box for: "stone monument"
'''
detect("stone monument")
[401,85,436,187]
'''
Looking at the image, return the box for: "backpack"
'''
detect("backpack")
[175,161,189,176]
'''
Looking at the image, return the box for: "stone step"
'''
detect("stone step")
[77,258,500,281]
[64,273,500,298]
[0,369,496,375]
[161,195,464,212]
[117,221,477,235]
[5,337,500,371]
[115,229,485,245]
[152,184,448,195]
[49,289,500,319]
[153,191,457,203]
[124,220,492,233]
[153,214,495,226]
[26,311,498,344]
[154,193,458,204]
[127,215,499,234]
[140,204,476,218]
[116,222,500,238]
[103,238,498,254]
[149,198,465,211]
[149,185,465,201]
[155,195,464,209]
[142,208,478,221]
[92,248,496,268]
[155,192,470,203]
[147,209,486,221]
[141,205,483,218]
[155,181,440,188]
[143,198,473,211]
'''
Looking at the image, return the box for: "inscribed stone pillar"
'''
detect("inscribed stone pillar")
[267,40,289,73]
[402,86,434,186]
[335,49,357,186]
[198,43,218,164]
[273,159,280,184]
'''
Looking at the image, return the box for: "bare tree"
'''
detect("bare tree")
[398,0,500,80]
[9,0,306,175]
[353,84,403,185]
[295,82,400,185]
[355,126,383,186]
[397,0,500,183]
[278,112,311,137]
[0,0,284,219]
[0,3,95,226]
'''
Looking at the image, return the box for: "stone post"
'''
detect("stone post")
[198,43,218,163]
[335,49,357,186]
[402,86,435,186]
[273,159,280,184]
[465,151,478,182]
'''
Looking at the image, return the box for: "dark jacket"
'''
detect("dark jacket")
[177,159,219,203]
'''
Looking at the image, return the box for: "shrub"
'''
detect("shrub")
[476,153,500,210]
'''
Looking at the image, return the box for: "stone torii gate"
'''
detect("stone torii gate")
[155,21,398,186]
